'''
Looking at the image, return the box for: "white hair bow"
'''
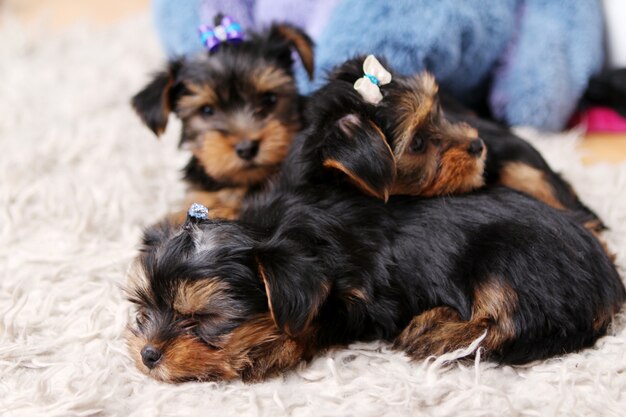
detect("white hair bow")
[353,55,392,104]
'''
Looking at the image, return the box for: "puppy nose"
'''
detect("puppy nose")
[468,138,484,156]
[141,345,162,369]
[235,140,260,160]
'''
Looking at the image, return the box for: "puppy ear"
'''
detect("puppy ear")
[268,23,315,80]
[322,114,396,201]
[131,60,181,136]
[255,243,329,337]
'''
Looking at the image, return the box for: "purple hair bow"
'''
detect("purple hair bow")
[198,15,244,52]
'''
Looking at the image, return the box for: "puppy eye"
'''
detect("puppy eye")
[178,318,198,331]
[200,105,214,117]
[260,92,278,109]
[409,135,427,154]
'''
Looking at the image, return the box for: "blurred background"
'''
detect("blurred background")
[2,0,148,29]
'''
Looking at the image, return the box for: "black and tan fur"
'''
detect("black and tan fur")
[125,77,624,382]
[326,56,604,232]
[131,22,314,220]
[125,182,624,384]
[278,64,486,203]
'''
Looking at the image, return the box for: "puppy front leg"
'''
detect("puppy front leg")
[392,306,490,359]
[395,279,518,361]
[395,316,490,360]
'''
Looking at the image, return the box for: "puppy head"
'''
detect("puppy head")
[311,56,483,198]
[131,23,314,186]
[125,219,264,382]
[380,73,486,196]
[126,214,327,382]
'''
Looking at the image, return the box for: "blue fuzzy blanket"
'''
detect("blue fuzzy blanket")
[153,0,604,131]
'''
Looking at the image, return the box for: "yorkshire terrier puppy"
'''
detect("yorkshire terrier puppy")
[324,56,603,231]
[132,17,314,220]
[125,55,623,383]
[126,90,623,382]
[125,184,624,383]
[280,67,485,201]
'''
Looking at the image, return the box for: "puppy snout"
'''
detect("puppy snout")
[468,138,484,156]
[235,140,260,160]
[141,345,163,369]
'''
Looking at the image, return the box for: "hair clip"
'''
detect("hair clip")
[187,203,209,223]
[353,55,392,104]
[198,14,244,52]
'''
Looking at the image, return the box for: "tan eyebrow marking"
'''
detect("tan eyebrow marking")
[173,279,230,315]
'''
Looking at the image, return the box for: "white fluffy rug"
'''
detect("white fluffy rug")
[1,14,626,417]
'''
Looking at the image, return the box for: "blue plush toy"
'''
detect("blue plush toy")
[153,0,604,131]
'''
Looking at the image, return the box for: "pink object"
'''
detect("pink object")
[570,106,626,133]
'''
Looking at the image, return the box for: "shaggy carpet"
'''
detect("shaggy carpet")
[1,14,625,417]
